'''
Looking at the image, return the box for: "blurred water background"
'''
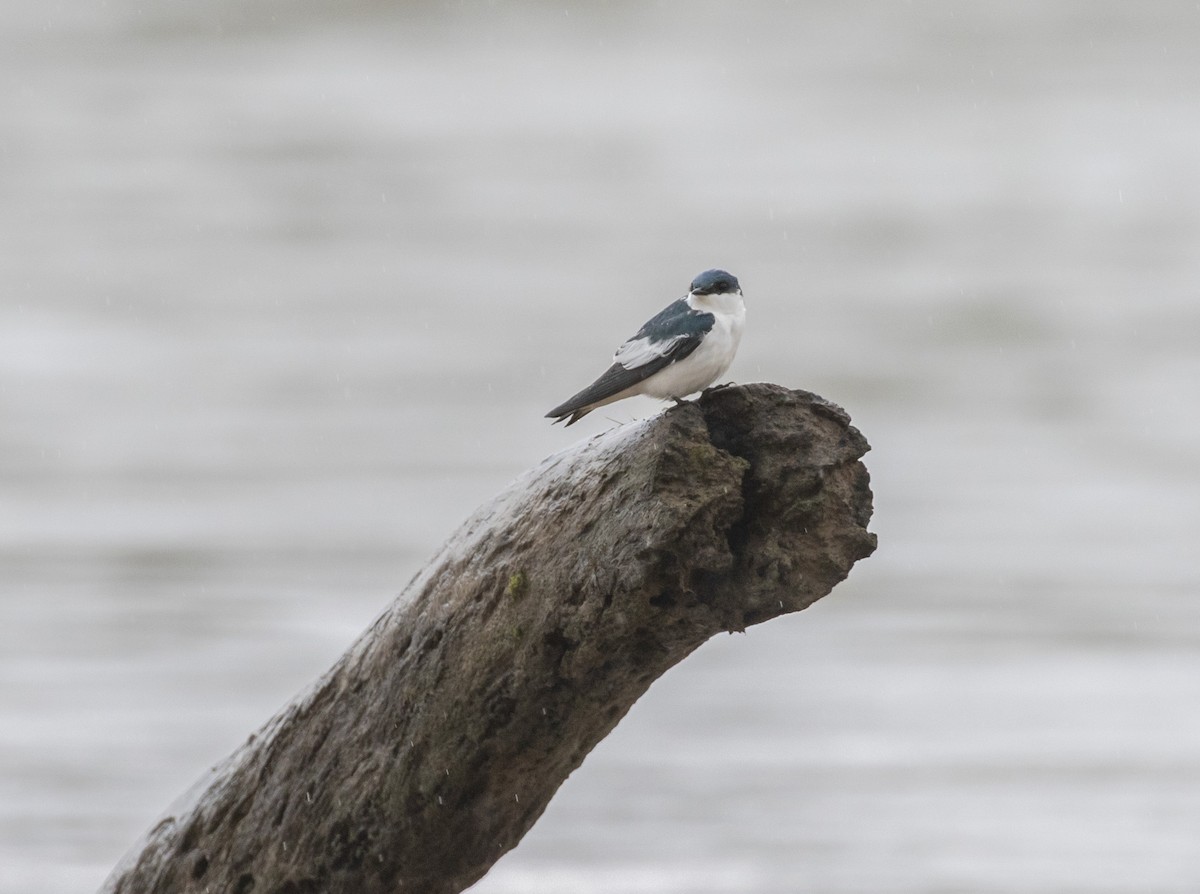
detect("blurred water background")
[2,1,1199,891]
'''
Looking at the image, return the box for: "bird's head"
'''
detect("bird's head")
[689,269,741,297]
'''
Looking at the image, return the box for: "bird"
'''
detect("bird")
[546,268,745,426]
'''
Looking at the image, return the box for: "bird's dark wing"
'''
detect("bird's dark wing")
[545,299,715,425]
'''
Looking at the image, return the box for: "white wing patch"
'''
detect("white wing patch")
[613,335,684,370]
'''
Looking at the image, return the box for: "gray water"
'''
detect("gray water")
[3,2,1199,891]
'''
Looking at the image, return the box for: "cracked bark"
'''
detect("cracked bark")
[101,383,877,894]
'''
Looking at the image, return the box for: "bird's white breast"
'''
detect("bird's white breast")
[639,291,745,400]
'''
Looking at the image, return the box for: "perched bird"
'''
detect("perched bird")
[546,269,745,426]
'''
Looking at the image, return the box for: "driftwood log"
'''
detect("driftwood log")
[101,383,876,894]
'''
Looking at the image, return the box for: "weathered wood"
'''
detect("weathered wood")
[101,383,876,894]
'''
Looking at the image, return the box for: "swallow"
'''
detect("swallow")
[546,269,745,426]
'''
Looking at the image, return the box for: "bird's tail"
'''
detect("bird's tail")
[545,405,592,426]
